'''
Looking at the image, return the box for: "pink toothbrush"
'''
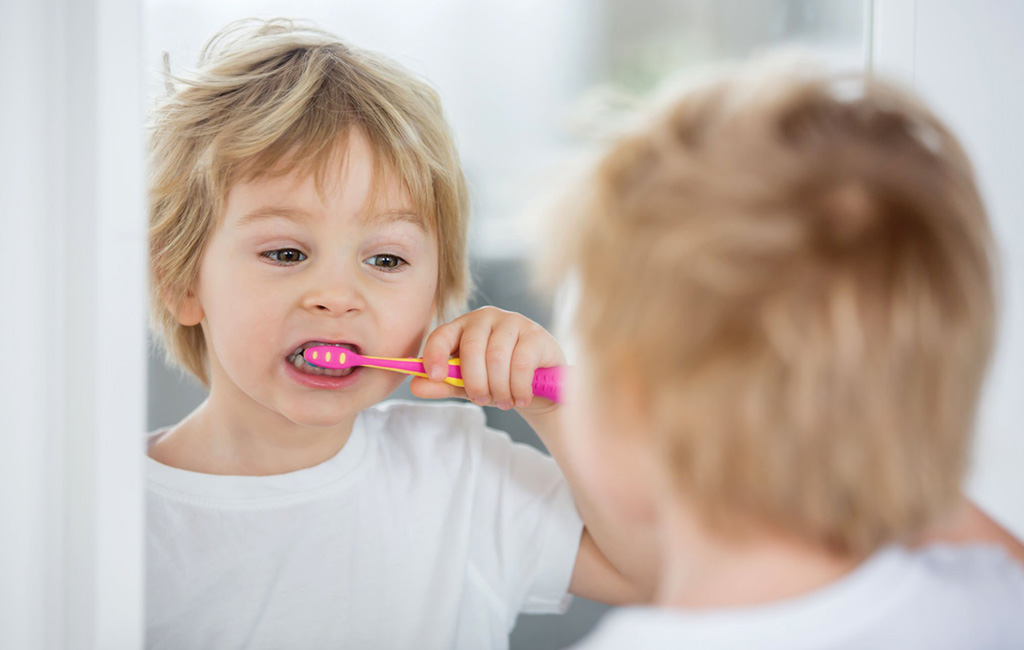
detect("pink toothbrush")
[302,345,565,404]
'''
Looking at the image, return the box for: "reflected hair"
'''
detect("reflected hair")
[542,56,997,556]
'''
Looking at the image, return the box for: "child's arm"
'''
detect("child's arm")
[411,307,658,605]
[516,404,659,605]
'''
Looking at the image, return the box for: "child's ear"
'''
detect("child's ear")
[171,289,205,327]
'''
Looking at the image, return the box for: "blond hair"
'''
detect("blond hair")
[547,61,996,555]
[149,18,470,386]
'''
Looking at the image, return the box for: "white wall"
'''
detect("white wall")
[0,0,146,648]
[872,0,1024,536]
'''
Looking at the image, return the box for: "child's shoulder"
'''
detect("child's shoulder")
[913,542,1024,597]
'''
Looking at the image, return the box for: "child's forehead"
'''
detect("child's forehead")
[227,134,432,233]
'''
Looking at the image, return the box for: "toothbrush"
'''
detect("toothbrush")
[302,345,565,404]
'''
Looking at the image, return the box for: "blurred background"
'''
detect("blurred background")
[143,2,864,647]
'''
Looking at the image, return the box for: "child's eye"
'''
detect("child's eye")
[363,254,408,272]
[261,248,307,265]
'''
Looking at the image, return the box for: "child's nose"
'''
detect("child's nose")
[300,262,366,315]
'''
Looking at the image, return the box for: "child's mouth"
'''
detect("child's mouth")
[287,342,356,377]
[283,358,361,391]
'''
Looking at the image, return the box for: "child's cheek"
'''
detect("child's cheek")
[216,266,282,357]
[390,279,438,357]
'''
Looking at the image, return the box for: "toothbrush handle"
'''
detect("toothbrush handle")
[531,366,564,404]
[364,357,465,386]
[365,357,563,402]
[444,360,564,404]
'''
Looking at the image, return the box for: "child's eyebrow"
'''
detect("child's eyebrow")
[360,209,428,233]
[234,206,313,229]
[234,206,427,233]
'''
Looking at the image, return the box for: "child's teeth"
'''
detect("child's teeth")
[290,355,353,377]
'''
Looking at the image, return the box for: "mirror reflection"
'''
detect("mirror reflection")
[143,3,881,649]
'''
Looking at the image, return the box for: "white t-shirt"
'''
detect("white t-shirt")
[145,400,584,650]
[569,544,1024,650]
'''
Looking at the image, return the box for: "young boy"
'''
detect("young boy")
[541,60,1024,648]
[146,18,652,649]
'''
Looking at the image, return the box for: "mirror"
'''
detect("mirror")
[143,2,864,648]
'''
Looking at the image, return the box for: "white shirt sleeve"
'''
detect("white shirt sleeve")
[466,416,584,626]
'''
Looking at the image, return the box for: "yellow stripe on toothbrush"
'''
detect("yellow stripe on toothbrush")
[362,363,426,377]
[363,355,462,364]
[359,362,466,388]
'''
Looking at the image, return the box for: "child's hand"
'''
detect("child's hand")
[410,307,566,415]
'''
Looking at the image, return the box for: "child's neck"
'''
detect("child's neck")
[654,503,860,610]
[151,398,357,476]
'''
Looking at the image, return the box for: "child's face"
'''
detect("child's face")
[178,129,439,430]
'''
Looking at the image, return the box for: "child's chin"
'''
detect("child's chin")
[282,399,361,427]
[284,390,386,428]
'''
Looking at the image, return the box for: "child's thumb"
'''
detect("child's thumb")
[408,376,464,401]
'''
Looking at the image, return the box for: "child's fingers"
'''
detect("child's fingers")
[458,321,493,406]
[485,324,519,410]
[421,319,464,381]
[509,336,540,408]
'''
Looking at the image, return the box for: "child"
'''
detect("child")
[146,18,652,649]
[541,59,1024,648]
